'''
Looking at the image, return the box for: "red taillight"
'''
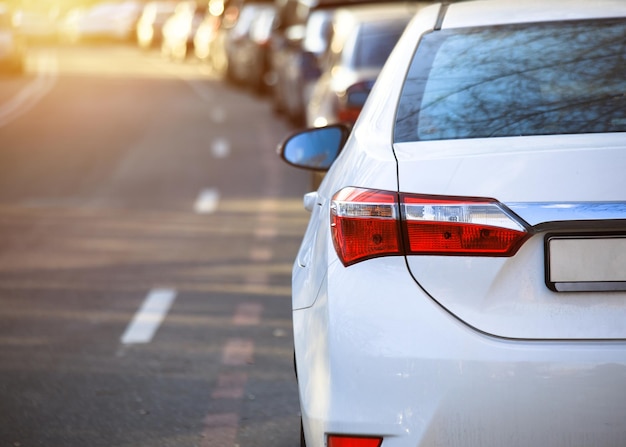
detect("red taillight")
[328,434,383,447]
[331,187,530,266]
[337,106,362,125]
[337,81,374,125]
[331,188,401,266]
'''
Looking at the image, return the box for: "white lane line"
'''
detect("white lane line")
[233,302,263,326]
[121,288,177,345]
[211,138,231,158]
[0,51,57,127]
[186,79,215,102]
[194,188,220,214]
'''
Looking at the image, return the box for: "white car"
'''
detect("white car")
[279,1,626,446]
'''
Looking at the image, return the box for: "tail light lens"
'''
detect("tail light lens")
[331,187,530,266]
[337,106,362,125]
[328,434,383,447]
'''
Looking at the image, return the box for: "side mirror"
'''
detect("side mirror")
[278,125,350,171]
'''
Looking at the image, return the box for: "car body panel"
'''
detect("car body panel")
[295,257,626,447]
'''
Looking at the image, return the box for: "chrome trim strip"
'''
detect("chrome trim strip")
[507,202,626,227]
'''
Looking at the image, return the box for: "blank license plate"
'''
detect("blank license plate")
[546,235,626,292]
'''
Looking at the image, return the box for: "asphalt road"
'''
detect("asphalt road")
[0,43,310,447]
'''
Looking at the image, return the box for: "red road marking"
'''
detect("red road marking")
[233,302,263,326]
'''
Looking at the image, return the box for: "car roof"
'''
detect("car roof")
[443,0,626,28]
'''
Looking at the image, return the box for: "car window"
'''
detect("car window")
[354,20,408,69]
[303,10,332,54]
[394,19,626,142]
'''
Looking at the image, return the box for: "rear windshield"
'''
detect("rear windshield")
[394,19,626,142]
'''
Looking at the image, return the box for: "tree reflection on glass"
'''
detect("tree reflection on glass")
[395,19,626,142]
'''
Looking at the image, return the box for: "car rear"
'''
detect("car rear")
[296,1,626,446]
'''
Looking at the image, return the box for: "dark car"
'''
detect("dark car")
[232,4,276,93]
[224,2,275,86]
[269,0,407,125]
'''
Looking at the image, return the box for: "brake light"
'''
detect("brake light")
[337,105,361,125]
[328,434,383,447]
[331,187,530,266]
[337,81,374,125]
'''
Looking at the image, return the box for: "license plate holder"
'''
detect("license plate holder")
[545,233,626,292]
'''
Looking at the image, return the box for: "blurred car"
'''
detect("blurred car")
[58,1,142,43]
[136,1,177,49]
[306,3,414,128]
[224,2,275,86]
[268,0,316,121]
[194,0,273,77]
[242,4,277,93]
[0,4,25,74]
[161,0,207,60]
[271,6,334,124]
[278,1,626,446]
[192,5,223,64]
[270,0,393,125]
[12,8,59,43]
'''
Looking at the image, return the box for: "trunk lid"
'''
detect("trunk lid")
[394,133,626,340]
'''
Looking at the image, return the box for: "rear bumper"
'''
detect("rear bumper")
[293,257,626,447]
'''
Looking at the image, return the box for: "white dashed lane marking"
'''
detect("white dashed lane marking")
[120,288,177,345]
[194,188,220,214]
[211,138,231,158]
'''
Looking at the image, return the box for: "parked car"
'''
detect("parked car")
[224,2,275,84]
[161,0,207,60]
[194,0,273,77]
[306,3,415,127]
[57,1,143,43]
[279,1,626,446]
[0,4,25,74]
[12,8,59,43]
[136,0,177,49]
[227,3,276,93]
[269,0,391,125]
[270,1,333,124]
[192,6,223,64]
